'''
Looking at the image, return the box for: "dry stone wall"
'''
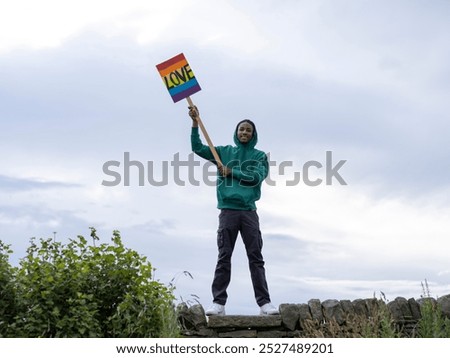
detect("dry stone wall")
[177,294,450,338]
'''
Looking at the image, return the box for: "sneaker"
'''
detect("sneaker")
[205,303,226,316]
[260,302,279,315]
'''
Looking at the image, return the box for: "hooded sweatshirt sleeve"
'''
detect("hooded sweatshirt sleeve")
[191,127,216,162]
[231,151,268,186]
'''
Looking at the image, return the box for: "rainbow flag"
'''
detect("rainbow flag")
[156,53,201,103]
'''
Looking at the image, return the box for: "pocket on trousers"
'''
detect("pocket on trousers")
[258,230,263,250]
[217,229,224,249]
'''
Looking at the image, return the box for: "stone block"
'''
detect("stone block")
[258,330,287,338]
[298,303,313,330]
[408,298,421,321]
[340,300,354,315]
[322,299,345,325]
[352,299,369,317]
[177,303,207,330]
[437,294,450,319]
[388,297,413,322]
[308,299,323,322]
[280,303,300,331]
[219,329,257,338]
[364,298,379,316]
[208,315,282,329]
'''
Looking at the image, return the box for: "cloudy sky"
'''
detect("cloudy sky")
[1,0,449,314]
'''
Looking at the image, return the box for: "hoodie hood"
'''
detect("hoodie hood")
[233,119,258,149]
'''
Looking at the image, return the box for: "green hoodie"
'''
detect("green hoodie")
[191,121,269,210]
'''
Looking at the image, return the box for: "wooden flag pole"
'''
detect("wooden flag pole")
[186,96,223,167]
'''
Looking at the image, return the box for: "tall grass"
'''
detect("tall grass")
[300,293,450,338]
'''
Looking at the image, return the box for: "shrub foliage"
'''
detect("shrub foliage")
[0,228,178,337]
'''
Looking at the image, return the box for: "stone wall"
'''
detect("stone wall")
[177,294,450,338]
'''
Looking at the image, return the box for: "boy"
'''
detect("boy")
[188,105,278,316]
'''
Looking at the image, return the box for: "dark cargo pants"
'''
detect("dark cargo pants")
[212,209,271,307]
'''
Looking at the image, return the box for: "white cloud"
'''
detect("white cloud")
[261,181,450,268]
[0,0,268,55]
[0,211,59,228]
[0,0,109,51]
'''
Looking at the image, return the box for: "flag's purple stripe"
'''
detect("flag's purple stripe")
[171,83,202,103]
[168,78,200,96]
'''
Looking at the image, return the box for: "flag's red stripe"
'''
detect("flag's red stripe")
[156,53,186,71]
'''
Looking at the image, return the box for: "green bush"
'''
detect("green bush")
[0,228,179,338]
[417,299,450,338]
[0,241,17,335]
